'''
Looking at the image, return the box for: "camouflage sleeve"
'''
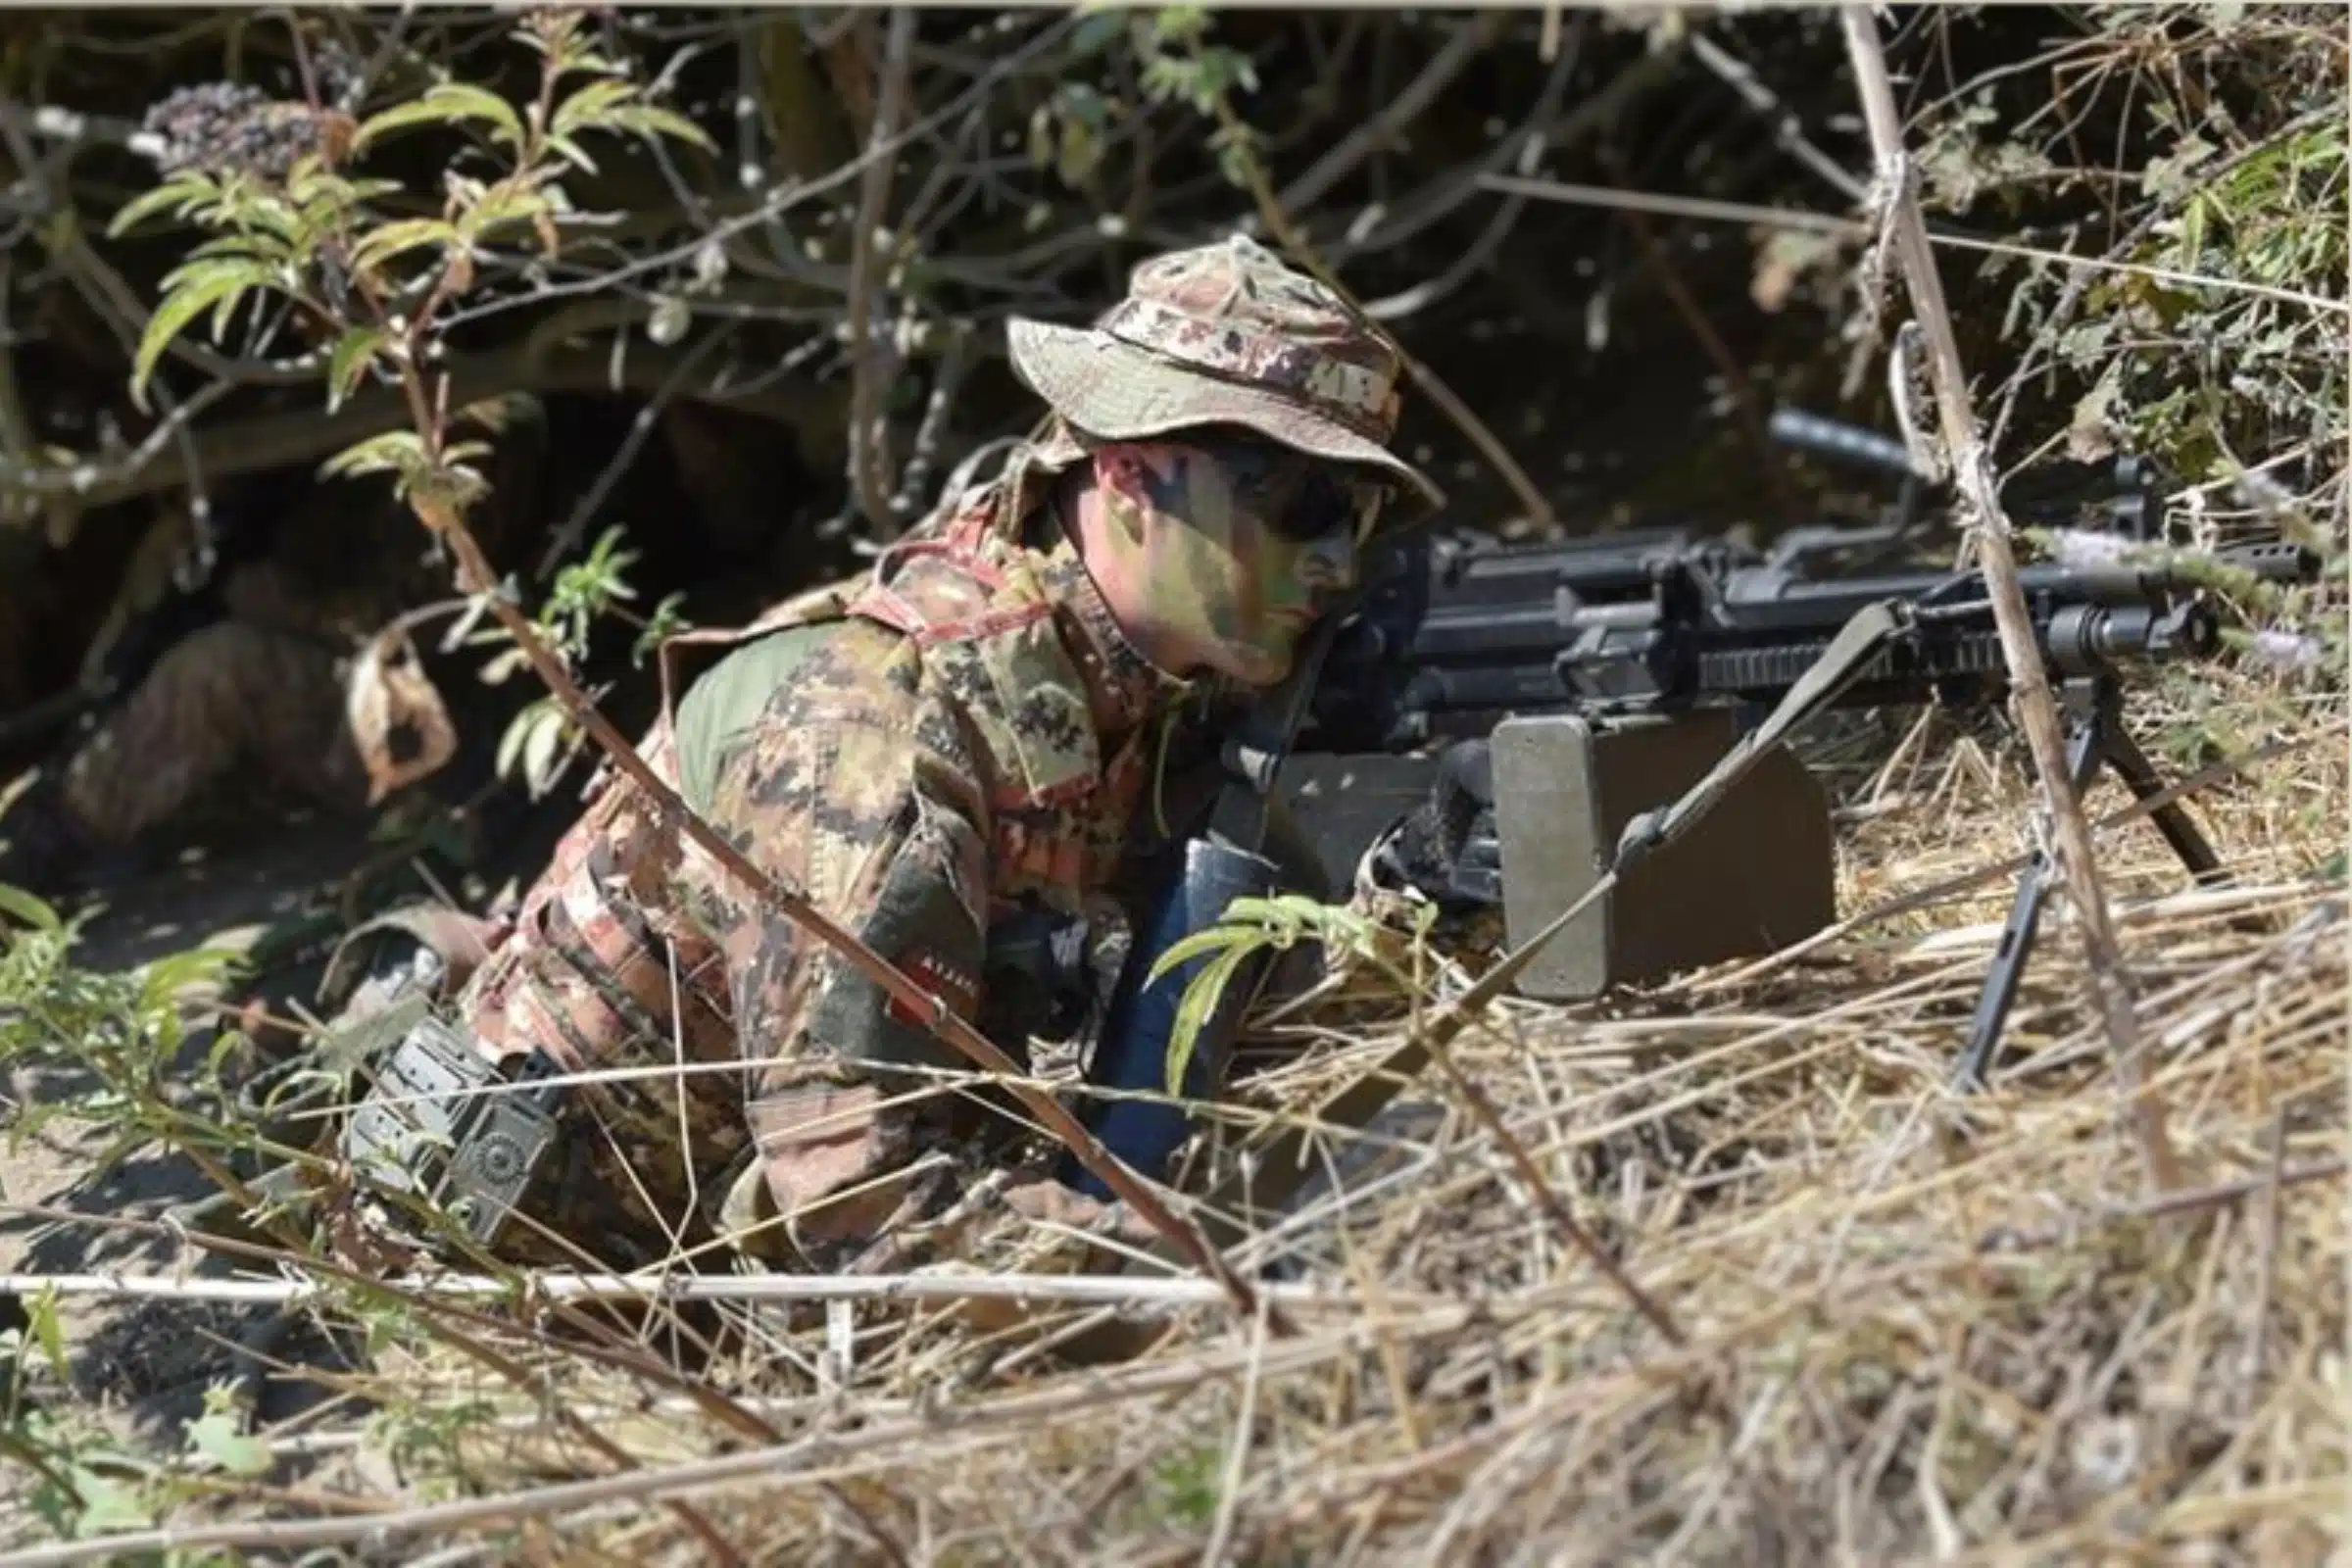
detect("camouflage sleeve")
[692,620,997,1264]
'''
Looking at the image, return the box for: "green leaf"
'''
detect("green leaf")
[326,327,389,414]
[459,182,551,241]
[1161,941,1259,1099]
[541,133,602,175]
[356,82,527,154]
[0,882,62,933]
[1146,924,1253,987]
[136,946,236,1017]
[131,261,276,412]
[350,218,459,274]
[183,231,291,267]
[1070,10,1127,57]
[320,429,430,483]
[187,1409,273,1479]
[550,77,635,140]
[25,1283,67,1381]
[601,103,718,154]
[1153,7,1211,45]
[1057,117,1101,188]
[70,1468,154,1534]
[104,174,219,238]
[521,704,568,794]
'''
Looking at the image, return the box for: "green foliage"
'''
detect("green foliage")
[105,14,723,817]
[1969,15,2347,501]
[471,525,683,799]
[1145,1438,1225,1528]
[184,1387,272,1479]
[1129,9,1262,188]
[117,12,711,481]
[1148,893,1432,1100]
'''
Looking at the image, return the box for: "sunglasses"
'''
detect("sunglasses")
[1075,424,1391,544]
[1184,429,1392,544]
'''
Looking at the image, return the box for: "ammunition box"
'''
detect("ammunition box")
[1276,710,1838,1003]
[1489,710,1837,1000]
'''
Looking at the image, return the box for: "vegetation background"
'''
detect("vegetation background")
[0,5,2341,1561]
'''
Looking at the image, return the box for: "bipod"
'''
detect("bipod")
[1952,675,2229,1090]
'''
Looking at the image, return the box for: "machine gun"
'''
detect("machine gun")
[1278,495,2316,1088]
[1059,410,2318,1197]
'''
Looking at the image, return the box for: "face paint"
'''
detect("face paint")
[1086,432,1371,687]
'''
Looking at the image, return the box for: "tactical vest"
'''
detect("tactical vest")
[458,442,1158,1091]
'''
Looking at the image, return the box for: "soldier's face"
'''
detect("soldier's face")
[1088,433,1376,686]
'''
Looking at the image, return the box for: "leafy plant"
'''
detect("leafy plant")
[1129,8,1264,188]
[116,11,715,467]
[471,523,688,799]
[110,14,713,804]
[1148,893,1437,1100]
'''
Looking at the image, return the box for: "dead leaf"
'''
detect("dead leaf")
[1750,229,1842,316]
[2066,362,2126,463]
[344,624,457,804]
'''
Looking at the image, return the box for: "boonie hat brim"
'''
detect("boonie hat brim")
[1008,318,1446,515]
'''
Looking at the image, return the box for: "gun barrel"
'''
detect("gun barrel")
[1768,409,1927,482]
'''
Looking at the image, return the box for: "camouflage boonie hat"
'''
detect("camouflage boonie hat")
[1007,234,1445,514]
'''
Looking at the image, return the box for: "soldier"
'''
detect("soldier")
[324,235,1444,1275]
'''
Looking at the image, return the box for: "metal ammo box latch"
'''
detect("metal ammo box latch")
[341,1013,567,1248]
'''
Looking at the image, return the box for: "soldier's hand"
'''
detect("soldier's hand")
[1364,738,1498,907]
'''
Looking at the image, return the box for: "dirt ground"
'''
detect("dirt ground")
[0,808,396,1440]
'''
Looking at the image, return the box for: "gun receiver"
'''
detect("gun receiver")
[1314,530,2311,755]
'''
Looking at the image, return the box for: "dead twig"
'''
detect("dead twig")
[845,7,917,536]
[1839,5,2180,1194]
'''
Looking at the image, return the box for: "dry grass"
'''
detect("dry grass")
[6,665,2337,1567]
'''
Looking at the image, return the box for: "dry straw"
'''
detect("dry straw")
[6,665,2338,1565]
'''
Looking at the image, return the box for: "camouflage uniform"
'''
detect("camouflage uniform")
[343,236,1443,1271]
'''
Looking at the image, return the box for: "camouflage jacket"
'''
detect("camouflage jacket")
[451,444,1191,1267]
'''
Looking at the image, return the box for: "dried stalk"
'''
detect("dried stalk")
[0,1269,1391,1312]
[1838,5,2180,1193]
[845,7,916,535]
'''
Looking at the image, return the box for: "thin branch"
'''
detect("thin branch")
[532,325,728,579]
[1359,20,1584,324]
[845,6,916,536]
[1839,4,2180,1193]
[1264,13,1504,221]
[0,1269,1396,1312]
[1688,30,1868,205]
[1478,171,2352,318]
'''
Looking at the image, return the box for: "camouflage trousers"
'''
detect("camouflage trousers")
[61,620,368,847]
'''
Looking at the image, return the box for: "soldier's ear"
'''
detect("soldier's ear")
[1088,446,1155,541]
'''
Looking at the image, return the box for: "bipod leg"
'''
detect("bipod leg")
[2092,698,2229,887]
[1953,714,2103,1092]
